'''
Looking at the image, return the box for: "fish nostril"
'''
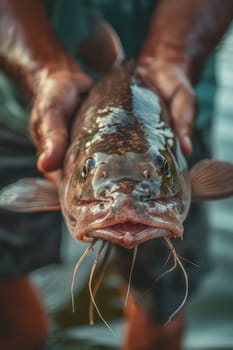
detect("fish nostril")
[137,184,152,202]
[144,186,150,193]
[140,191,152,201]
[99,202,105,210]
[143,169,151,179]
[95,167,109,179]
[104,186,111,195]
[142,184,151,193]
[102,170,108,179]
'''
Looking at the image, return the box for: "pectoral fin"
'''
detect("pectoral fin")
[190,159,233,202]
[0,178,60,212]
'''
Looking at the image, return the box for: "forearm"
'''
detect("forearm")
[140,0,233,82]
[0,0,78,96]
[0,0,93,174]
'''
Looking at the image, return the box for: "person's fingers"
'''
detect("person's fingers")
[170,84,197,156]
[74,72,94,93]
[30,71,94,172]
[136,61,197,155]
[43,169,61,186]
[35,109,69,172]
[31,82,79,172]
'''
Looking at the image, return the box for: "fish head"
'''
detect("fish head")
[60,133,191,249]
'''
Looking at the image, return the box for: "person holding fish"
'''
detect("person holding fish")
[0,0,233,349]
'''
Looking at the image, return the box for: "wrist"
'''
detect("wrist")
[0,0,82,97]
[138,44,192,76]
[139,0,233,85]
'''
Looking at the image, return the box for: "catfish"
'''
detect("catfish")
[1,18,233,324]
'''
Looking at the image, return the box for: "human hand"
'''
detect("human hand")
[0,0,94,178]
[30,67,94,175]
[136,0,233,157]
[136,58,197,156]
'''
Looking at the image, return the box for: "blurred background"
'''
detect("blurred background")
[30,24,233,350]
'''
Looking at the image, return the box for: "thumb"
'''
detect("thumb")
[170,83,197,155]
[136,61,197,155]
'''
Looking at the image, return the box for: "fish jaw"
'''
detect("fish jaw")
[86,226,172,249]
[69,196,184,249]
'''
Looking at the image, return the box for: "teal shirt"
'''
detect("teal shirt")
[0,0,216,136]
[47,0,155,58]
[47,0,216,130]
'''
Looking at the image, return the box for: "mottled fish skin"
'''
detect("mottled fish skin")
[59,63,191,249]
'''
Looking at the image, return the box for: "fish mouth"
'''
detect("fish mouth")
[83,218,182,249]
[72,197,183,249]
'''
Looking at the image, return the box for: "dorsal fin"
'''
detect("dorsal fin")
[78,16,125,75]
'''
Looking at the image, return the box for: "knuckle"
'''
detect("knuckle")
[38,86,78,116]
[38,98,65,116]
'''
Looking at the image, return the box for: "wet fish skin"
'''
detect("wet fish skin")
[59,63,190,249]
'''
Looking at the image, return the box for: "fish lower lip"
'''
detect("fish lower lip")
[85,225,172,249]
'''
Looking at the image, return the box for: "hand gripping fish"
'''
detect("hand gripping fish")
[1,19,233,326]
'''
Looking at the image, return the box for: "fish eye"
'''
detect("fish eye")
[81,157,95,179]
[154,155,170,177]
[81,164,88,179]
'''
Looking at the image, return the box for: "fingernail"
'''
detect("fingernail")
[37,144,51,171]
[44,138,53,151]
[184,135,192,154]
[37,153,46,172]
[37,150,54,173]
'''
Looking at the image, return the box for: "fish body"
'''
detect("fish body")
[60,63,190,249]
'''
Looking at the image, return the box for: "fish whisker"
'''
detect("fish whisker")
[125,245,138,307]
[163,250,173,268]
[139,241,177,298]
[71,239,97,312]
[177,254,200,268]
[154,249,177,284]
[163,237,189,324]
[89,242,112,325]
[88,240,115,334]
[161,236,199,268]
